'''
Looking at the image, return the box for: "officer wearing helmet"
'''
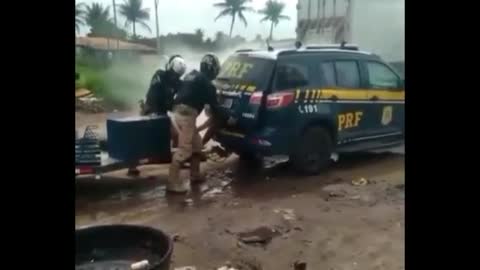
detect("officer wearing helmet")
[128,55,187,177]
[167,53,226,193]
[143,55,187,115]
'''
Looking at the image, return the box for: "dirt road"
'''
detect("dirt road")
[75,112,404,270]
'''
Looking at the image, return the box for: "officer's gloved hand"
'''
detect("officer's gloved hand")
[227,116,237,126]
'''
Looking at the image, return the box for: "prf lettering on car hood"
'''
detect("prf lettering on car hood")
[338,111,363,131]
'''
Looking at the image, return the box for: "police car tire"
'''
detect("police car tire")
[238,152,262,166]
[291,127,332,175]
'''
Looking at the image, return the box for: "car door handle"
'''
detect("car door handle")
[370,96,379,101]
[329,95,338,101]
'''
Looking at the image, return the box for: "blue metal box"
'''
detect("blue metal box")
[106,115,171,162]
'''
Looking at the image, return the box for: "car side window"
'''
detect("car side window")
[367,61,400,89]
[275,62,310,91]
[335,61,361,88]
[319,62,336,87]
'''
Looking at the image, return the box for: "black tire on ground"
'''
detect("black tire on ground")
[290,127,333,175]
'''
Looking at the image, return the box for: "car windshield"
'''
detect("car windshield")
[217,55,275,90]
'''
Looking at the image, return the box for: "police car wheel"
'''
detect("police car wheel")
[238,152,262,166]
[291,127,332,175]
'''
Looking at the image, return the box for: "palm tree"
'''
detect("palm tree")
[76,3,86,34]
[85,3,111,35]
[118,0,151,39]
[195,28,205,43]
[153,0,160,53]
[213,0,254,38]
[259,0,290,41]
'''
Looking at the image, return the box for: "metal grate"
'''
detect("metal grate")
[76,126,101,166]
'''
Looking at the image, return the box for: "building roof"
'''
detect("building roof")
[76,37,156,52]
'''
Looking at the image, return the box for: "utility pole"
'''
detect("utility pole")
[112,0,119,49]
[154,0,161,55]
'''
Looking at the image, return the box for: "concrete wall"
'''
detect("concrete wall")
[298,0,404,62]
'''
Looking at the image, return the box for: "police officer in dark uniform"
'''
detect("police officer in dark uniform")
[167,53,228,193]
[143,55,187,115]
[127,55,187,177]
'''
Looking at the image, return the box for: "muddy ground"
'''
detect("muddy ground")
[76,112,404,270]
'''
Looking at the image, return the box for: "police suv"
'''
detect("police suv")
[213,43,404,174]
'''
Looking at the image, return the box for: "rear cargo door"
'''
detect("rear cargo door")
[214,55,275,132]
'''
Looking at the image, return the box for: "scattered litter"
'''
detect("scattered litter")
[183,199,194,206]
[351,178,369,186]
[225,169,234,177]
[301,239,313,246]
[237,226,280,246]
[172,233,184,242]
[218,258,262,270]
[202,187,224,199]
[273,208,296,221]
[174,266,196,270]
[328,191,345,198]
[131,260,150,270]
[75,88,92,98]
[217,266,237,270]
[293,261,307,270]
[221,179,233,188]
[293,226,303,231]
[236,241,246,249]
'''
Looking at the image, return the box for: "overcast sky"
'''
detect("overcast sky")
[77,0,298,40]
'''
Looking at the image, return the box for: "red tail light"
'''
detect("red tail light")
[249,90,295,109]
[249,91,263,104]
[266,91,295,108]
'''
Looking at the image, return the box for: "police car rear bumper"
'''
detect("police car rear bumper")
[215,127,286,156]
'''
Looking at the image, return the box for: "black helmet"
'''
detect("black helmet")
[200,53,220,80]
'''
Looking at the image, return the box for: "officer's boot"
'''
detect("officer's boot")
[167,159,190,194]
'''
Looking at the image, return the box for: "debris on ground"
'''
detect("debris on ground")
[218,257,262,270]
[183,199,194,206]
[172,233,184,242]
[201,187,224,199]
[273,208,296,221]
[225,169,234,177]
[328,191,345,198]
[237,226,280,246]
[351,177,369,186]
[174,266,196,270]
[293,261,307,270]
[130,260,150,270]
[75,88,92,98]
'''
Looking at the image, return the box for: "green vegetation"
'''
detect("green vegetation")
[118,0,151,39]
[76,3,86,33]
[213,0,254,38]
[259,0,290,41]
[76,56,154,109]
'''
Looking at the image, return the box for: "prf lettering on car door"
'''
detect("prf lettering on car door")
[338,111,363,131]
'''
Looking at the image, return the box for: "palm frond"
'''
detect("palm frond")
[214,8,232,21]
[213,2,229,8]
[260,15,270,22]
[139,20,152,32]
[239,6,255,12]
[238,11,248,27]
